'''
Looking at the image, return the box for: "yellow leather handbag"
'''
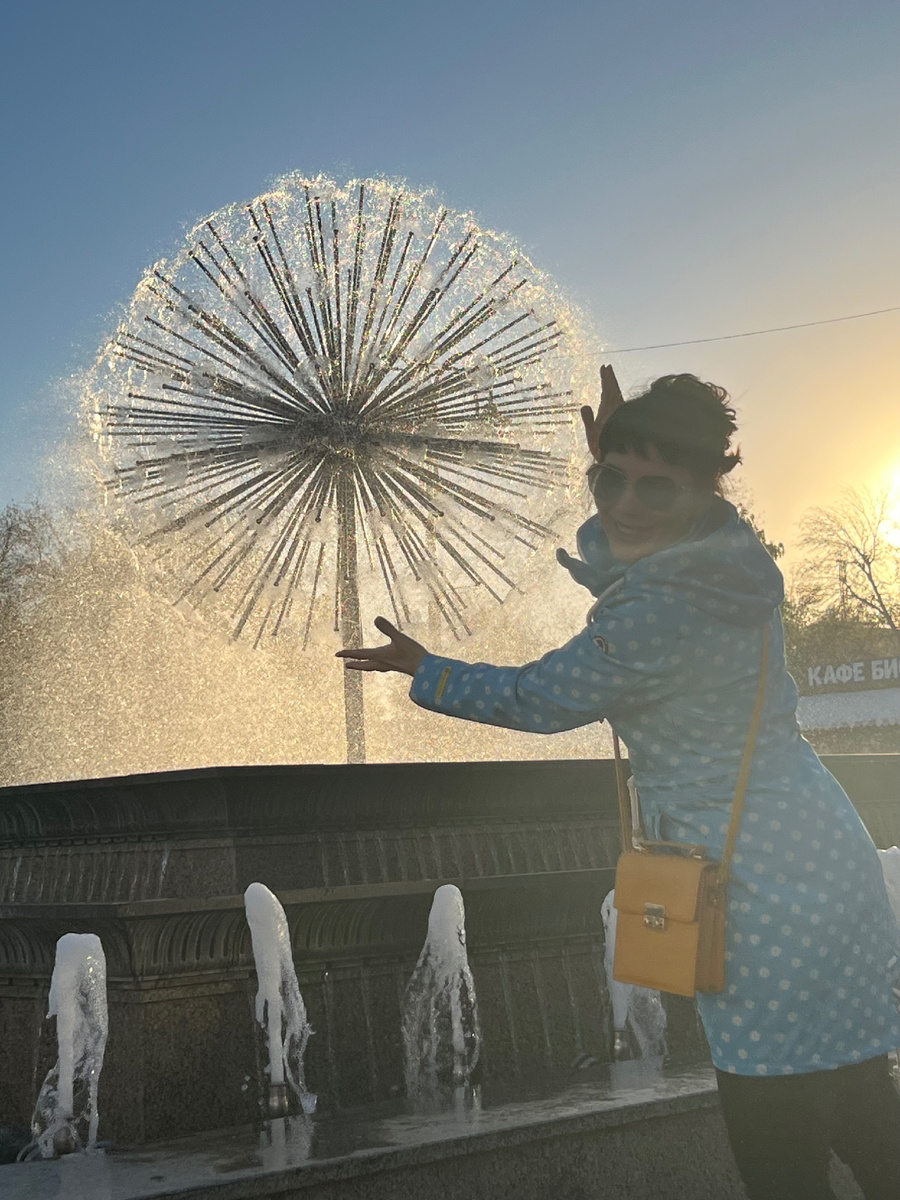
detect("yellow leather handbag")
[612,627,769,998]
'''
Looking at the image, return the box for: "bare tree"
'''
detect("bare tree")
[799,486,900,631]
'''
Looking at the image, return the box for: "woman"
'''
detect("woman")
[339,368,900,1199]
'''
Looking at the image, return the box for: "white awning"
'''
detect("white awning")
[797,688,900,730]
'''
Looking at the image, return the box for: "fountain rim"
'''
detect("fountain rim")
[0,757,623,799]
[0,751,894,803]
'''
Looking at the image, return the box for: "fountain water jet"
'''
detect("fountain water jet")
[25,933,108,1159]
[601,890,667,1063]
[244,882,316,1117]
[402,884,482,1100]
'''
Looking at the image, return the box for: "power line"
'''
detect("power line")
[604,305,900,354]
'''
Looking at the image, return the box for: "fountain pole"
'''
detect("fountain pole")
[336,470,365,764]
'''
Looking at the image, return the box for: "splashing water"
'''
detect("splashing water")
[0,519,615,787]
[26,934,108,1159]
[258,1114,314,1172]
[601,890,667,1062]
[402,884,482,1098]
[244,883,316,1114]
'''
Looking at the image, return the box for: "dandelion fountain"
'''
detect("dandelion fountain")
[89,175,583,762]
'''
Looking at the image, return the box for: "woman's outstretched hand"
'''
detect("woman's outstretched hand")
[336,616,428,677]
[580,364,624,460]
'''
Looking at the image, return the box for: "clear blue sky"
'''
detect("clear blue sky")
[2,0,898,548]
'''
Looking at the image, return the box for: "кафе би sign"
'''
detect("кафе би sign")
[805,658,900,690]
[792,647,900,733]
[789,626,900,734]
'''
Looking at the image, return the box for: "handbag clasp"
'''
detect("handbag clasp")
[643,902,667,931]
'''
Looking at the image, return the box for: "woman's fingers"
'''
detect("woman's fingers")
[597,364,624,425]
[336,616,403,660]
[336,617,428,677]
[600,363,624,405]
[340,656,393,672]
[335,645,387,660]
[338,648,397,672]
[580,405,600,459]
[582,366,625,460]
[373,615,404,641]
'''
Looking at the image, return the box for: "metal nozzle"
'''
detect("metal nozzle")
[52,1125,78,1156]
[266,1082,290,1118]
[612,1029,635,1061]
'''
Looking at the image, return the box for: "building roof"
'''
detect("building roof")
[797,687,900,731]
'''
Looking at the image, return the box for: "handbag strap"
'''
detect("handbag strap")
[612,624,770,883]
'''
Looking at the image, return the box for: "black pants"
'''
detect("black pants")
[716,1055,900,1200]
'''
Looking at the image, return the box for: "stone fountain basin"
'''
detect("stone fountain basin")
[0,761,635,1145]
[0,755,893,1150]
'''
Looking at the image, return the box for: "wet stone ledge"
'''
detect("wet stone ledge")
[0,1064,743,1200]
[0,1062,871,1200]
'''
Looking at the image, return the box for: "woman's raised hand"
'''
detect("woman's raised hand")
[580,364,624,460]
[336,616,428,677]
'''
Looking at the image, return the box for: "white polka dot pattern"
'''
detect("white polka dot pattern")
[409,504,900,1074]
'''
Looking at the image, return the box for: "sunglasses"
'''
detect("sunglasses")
[587,462,690,512]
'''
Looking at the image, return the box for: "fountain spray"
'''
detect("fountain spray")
[244,882,316,1117]
[26,933,108,1158]
[601,890,667,1062]
[402,884,482,1099]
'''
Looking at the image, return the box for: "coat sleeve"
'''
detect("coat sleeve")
[408,590,692,733]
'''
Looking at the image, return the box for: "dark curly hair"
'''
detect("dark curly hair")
[597,374,741,488]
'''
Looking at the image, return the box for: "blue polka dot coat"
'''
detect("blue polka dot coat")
[410,500,900,1076]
